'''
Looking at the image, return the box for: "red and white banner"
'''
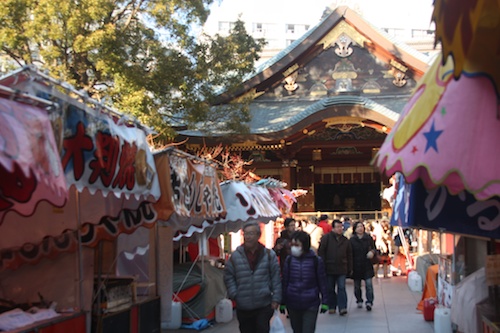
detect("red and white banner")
[61,104,160,201]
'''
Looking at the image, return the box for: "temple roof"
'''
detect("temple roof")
[179,6,431,141]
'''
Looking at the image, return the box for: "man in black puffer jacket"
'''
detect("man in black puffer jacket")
[318,219,353,316]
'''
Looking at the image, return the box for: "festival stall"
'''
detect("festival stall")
[114,147,228,329]
[373,0,500,331]
[0,66,162,333]
[167,178,287,325]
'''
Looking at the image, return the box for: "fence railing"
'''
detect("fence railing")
[292,210,388,222]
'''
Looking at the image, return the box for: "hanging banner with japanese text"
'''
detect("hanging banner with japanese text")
[153,150,226,231]
[173,181,282,245]
[62,105,160,200]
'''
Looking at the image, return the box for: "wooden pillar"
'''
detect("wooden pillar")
[157,224,173,328]
[280,159,297,188]
[281,165,292,189]
[296,165,315,212]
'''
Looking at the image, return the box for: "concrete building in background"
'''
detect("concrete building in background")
[203,0,438,64]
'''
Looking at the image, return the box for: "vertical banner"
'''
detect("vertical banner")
[153,150,226,231]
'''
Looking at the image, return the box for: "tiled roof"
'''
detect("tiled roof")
[179,95,401,137]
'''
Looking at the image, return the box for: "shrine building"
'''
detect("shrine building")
[176,6,432,214]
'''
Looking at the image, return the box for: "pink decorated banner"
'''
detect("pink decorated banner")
[374,54,500,200]
[0,97,67,225]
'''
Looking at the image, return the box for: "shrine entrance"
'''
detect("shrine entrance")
[314,183,381,212]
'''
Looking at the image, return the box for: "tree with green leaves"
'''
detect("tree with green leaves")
[0,0,265,143]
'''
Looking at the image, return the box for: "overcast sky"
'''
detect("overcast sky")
[206,0,435,31]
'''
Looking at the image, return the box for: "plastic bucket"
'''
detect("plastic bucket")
[162,301,182,329]
[408,271,423,292]
[215,298,233,323]
[434,306,452,333]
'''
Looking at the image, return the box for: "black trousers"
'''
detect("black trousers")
[236,304,274,333]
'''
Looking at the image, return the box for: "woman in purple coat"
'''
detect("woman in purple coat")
[281,231,329,333]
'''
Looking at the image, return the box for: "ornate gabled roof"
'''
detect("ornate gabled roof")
[215,6,430,104]
[178,6,431,142]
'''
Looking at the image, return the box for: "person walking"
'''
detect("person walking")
[350,221,376,311]
[318,214,332,234]
[273,217,296,272]
[318,219,352,316]
[224,222,282,333]
[302,216,323,254]
[281,230,329,333]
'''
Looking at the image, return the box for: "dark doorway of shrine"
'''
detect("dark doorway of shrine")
[314,183,381,212]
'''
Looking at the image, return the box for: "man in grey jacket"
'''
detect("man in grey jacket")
[224,221,282,333]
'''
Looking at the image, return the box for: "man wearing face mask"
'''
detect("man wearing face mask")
[281,231,329,333]
[224,222,282,333]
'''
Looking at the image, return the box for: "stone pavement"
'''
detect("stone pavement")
[163,271,435,333]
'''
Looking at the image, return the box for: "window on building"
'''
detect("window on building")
[286,39,296,46]
[286,24,295,34]
[218,21,236,33]
[254,22,263,33]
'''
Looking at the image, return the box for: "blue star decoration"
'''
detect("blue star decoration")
[423,120,443,153]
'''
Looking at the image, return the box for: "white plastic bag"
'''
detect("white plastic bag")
[270,310,286,333]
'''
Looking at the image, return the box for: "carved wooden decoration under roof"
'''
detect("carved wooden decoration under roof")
[306,126,387,141]
[258,20,418,101]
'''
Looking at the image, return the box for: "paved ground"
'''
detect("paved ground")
[163,270,435,333]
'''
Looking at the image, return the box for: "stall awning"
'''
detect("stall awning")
[390,175,500,239]
[1,176,158,272]
[153,148,226,232]
[0,67,162,271]
[0,95,68,224]
[374,52,500,200]
[173,180,283,245]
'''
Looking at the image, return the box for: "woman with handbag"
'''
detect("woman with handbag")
[349,221,376,311]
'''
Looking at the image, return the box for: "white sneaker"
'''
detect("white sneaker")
[357,303,363,309]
